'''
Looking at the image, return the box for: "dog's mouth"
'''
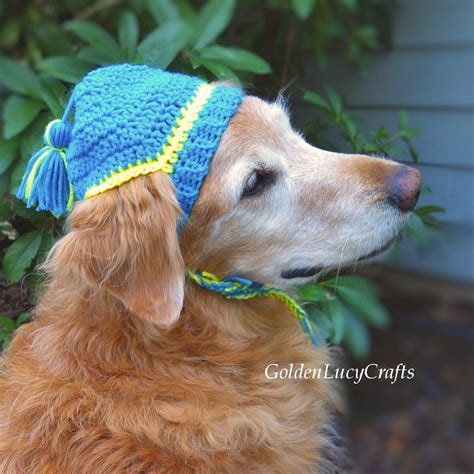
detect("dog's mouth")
[281,238,397,280]
[356,236,397,262]
[281,265,323,280]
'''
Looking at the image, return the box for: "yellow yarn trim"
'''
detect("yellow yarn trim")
[84,83,215,199]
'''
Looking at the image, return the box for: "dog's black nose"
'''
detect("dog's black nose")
[387,165,421,212]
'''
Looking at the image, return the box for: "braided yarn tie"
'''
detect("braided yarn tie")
[188,271,319,347]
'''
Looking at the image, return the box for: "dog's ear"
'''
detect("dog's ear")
[48,173,185,327]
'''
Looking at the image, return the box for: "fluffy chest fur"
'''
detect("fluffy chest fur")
[0,285,335,473]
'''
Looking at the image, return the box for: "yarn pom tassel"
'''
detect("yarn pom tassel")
[16,119,74,216]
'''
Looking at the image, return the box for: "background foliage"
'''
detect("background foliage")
[0,0,443,355]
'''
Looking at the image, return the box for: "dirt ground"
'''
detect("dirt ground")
[1,267,473,473]
[348,267,474,473]
[0,277,31,320]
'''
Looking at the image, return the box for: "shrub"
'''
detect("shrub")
[0,0,442,357]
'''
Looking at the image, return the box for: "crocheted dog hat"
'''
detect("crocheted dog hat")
[17,64,244,218]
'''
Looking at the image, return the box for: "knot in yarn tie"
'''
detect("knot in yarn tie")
[44,119,72,150]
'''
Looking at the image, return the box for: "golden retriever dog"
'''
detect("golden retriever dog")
[0,93,421,473]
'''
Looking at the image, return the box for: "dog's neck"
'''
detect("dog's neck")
[32,278,306,378]
[187,270,318,346]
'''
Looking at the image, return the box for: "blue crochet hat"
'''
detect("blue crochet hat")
[17,64,244,218]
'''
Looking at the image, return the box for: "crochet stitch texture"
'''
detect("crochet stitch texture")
[17,64,244,218]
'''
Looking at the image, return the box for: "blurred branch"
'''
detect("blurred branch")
[280,16,297,88]
[76,0,123,20]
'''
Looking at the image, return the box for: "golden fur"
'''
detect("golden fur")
[0,95,414,472]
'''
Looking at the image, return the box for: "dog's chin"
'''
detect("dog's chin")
[355,236,397,262]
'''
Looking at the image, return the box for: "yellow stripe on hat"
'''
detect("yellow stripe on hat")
[85,82,215,199]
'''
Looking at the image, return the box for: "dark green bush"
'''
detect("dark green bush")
[0,0,443,356]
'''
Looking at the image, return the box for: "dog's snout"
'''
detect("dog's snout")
[387,165,421,212]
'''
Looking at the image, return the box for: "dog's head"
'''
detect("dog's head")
[184,97,421,286]
[47,94,420,327]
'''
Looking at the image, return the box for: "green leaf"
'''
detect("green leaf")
[34,22,73,56]
[355,25,378,49]
[193,0,235,49]
[398,128,418,139]
[2,230,43,283]
[339,0,358,10]
[0,57,42,99]
[320,299,346,344]
[352,133,366,153]
[77,47,112,65]
[0,173,9,198]
[340,112,357,138]
[323,275,379,294]
[0,18,20,48]
[402,137,419,163]
[343,311,370,360]
[197,45,271,74]
[334,285,390,328]
[398,110,408,130]
[9,155,30,194]
[187,51,203,69]
[37,230,59,261]
[384,143,404,155]
[15,312,31,326]
[38,56,93,83]
[302,91,330,110]
[0,173,10,198]
[19,112,50,159]
[405,212,428,246]
[38,77,67,117]
[0,316,16,331]
[3,95,44,139]
[0,202,11,220]
[374,125,389,139]
[64,20,123,62]
[417,214,440,228]
[307,305,332,340]
[0,332,12,349]
[364,142,379,153]
[0,136,20,174]
[9,113,50,194]
[415,205,444,216]
[323,276,389,328]
[325,85,343,115]
[420,184,431,196]
[139,20,192,69]
[118,10,139,61]
[145,0,182,24]
[198,58,240,82]
[291,0,317,20]
[12,198,51,223]
[315,50,328,69]
[298,284,330,302]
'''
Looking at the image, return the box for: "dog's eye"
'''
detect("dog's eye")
[242,168,277,198]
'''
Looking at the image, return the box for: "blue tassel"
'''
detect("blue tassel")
[16,119,74,216]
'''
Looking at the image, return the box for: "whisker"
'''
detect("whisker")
[333,238,349,291]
